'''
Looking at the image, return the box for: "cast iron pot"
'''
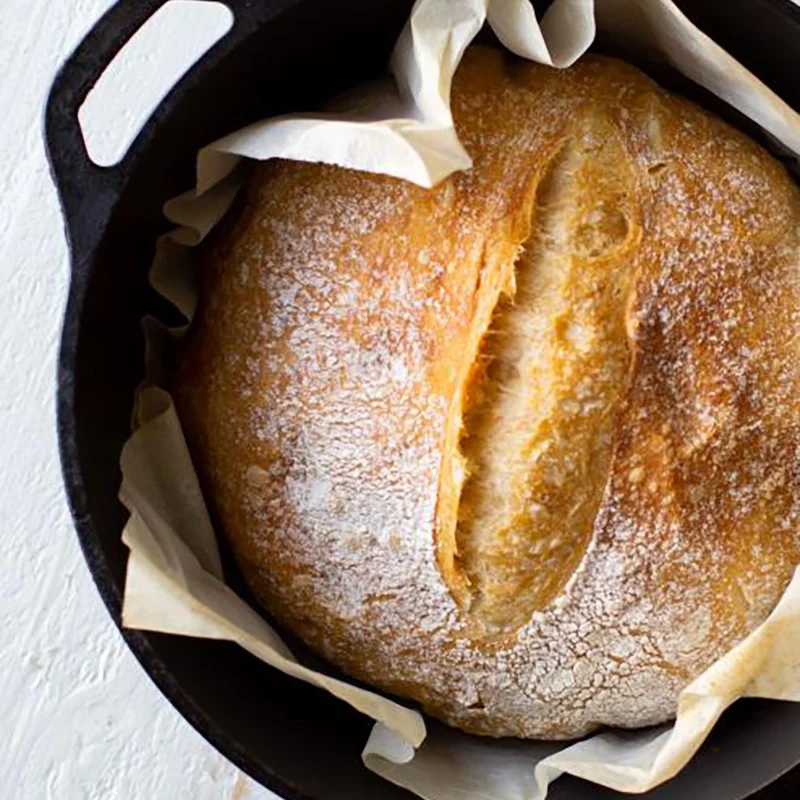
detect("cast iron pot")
[46,0,800,797]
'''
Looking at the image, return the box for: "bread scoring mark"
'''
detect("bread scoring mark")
[452,117,641,632]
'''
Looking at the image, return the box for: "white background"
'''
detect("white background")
[0,1,276,797]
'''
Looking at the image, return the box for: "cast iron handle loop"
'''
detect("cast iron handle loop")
[44,0,248,252]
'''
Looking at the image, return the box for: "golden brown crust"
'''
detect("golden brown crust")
[173,47,800,738]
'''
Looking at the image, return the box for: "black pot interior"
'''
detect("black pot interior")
[47,0,800,798]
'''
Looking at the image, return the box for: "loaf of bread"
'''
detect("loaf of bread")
[173,46,800,738]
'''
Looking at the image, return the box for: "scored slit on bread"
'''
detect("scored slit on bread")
[447,116,642,632]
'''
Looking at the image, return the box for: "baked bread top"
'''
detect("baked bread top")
[174,47,800,738]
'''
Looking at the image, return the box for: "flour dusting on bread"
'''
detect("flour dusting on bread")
[174,47,800,738]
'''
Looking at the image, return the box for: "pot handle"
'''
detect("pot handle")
[44,0,243,252]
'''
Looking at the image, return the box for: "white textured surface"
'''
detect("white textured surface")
[0,1,277,797]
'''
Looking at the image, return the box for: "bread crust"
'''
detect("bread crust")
[174,47,800,738]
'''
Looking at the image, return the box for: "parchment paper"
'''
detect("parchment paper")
[120,0,800,797]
